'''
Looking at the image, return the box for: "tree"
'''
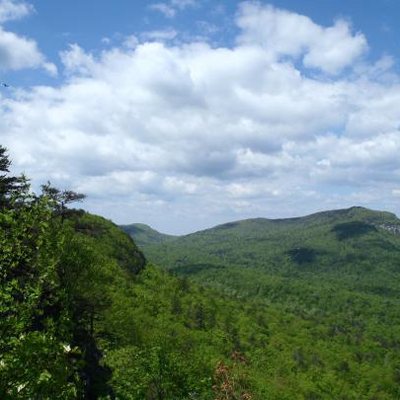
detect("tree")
[41,182,86,223]
[0,146,27,209]
[0,146,82,398]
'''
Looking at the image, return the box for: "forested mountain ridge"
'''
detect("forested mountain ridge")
[123,206,399,249]
[75,209,400,399]
[120,223,176,247]
[122,206,400,282]
[123,205,400,322]
[121,206,400,399]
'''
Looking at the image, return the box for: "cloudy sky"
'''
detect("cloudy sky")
[1,0,400,234]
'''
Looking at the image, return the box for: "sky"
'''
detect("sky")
[1,0,400,234]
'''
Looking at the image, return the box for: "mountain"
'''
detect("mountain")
[81,208,400,398]
[120,207,400,396]
[23,212,270,398]
[122,206,400,301]
[122,205,400,301]
[5,201,400,398]
[122,206,400,273]
[119,222,176,247]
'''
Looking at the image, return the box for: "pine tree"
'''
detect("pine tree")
[0,146,27,209]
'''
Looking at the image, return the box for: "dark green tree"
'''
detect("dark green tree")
[41,182,86,223]
[0,146,27,209]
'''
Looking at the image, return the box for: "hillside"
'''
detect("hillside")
[120,222,176,247]
[122,206,400,291]
[67,212,400,399]
[67,210,400,398]
[123,206,400,304]
[3,206,282,399]
[120,206,400,398]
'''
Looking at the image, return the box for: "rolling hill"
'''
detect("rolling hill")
[122,206,400,279]
[121,207,400,397]
[122,206,400,306]
[119,222,176,247]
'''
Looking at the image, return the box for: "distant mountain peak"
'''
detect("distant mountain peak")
[121,206,399,246]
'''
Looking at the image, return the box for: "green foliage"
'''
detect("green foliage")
[287,247,317,264]
[4,197,400,398]
[58,213,146,398]
[0,191,80,399]
[41,181,86,223]
[0,173,149,399]
[123,206,400,398]
[120,223,176,248]
[0,145,27,209]
[332,220,377,240]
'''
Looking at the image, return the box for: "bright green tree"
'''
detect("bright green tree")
[0,147,81,399]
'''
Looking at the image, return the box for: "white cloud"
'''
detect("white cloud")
[123,35,139,49]
[392,189,400,197]
[0,26,57,73]
[141,29,178,42]
[149,0,196,18]
[236,2,367,74]
[149,3,176,18]
[60,44,96,76]
[2,2,400,233]
[171,0,196,10]
[0,0,33,23]
[0,1,56,74]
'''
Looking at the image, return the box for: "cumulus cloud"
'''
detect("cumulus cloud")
[0,0,56,74]
[2,1,400,233]
[60,44,96,76]
[0,27,56,73]
[236,2,367,74]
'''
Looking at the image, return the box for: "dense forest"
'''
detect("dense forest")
[2,144,400,399]
[125,209,400,398]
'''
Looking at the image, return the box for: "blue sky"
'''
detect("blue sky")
[4,0,400,84]
[2,0,400,233]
